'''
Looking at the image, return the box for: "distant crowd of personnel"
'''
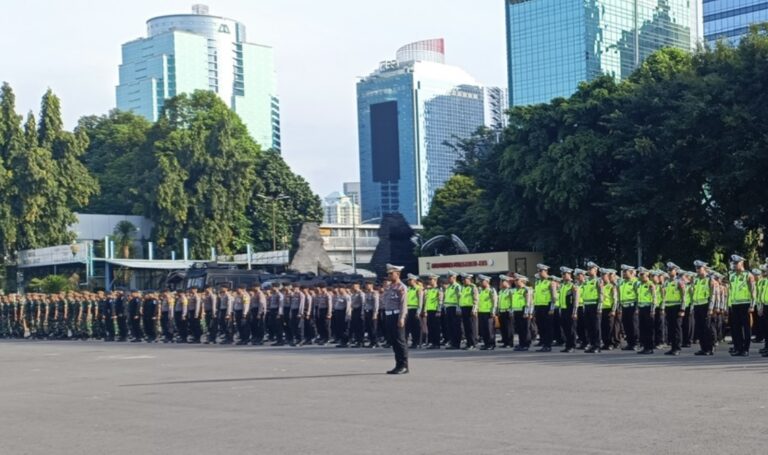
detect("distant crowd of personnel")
[2,254,767,358]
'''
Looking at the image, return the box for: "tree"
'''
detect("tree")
[422,175,486,251]
[78,111,152,214]
[0,83,21,265]
[113,220,137,259]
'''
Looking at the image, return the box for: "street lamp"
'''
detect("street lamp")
[257,194,290,251]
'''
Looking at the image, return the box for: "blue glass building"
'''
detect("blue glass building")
[506,0,702,106]
[704,0,768,44]
[116,5,281,151]
[357,39,502,225]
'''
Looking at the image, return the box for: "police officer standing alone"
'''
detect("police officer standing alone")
[382,264,409,374]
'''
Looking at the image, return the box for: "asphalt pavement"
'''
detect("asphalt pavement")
[0,340,766,455]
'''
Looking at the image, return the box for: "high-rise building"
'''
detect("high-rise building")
[116,4,281,151]
[322,192,361,225]
[357,39,502,225]
[343,182,361,205]
[704,0,768,44]
[505,0,703,107]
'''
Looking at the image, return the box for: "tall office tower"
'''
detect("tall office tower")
[506,0,703,106]
[704,0,768,44]
[116,4,281,151]
[357,39,499,225]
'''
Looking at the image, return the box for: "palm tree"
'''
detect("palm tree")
[113,221,137,259]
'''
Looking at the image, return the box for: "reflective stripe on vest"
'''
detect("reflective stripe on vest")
[582,279,599,304]
[729,272,751,305]
[637,283,653,306]
[665,280,683,304]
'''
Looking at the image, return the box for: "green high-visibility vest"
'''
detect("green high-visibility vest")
[424,288,440,311]
[665,280,683,304]
[511,287,528,310]
[637,282,654,307]
[582,278,599,304]
[534,280,551,306]
[459,285,476,307]
[619,278,638,306]
[758,278,768,305]
[478,288,494,312]
[602,283,615,309]
[558,282,573,309]
[729,272,751,305]
[407,287,420,308]
[692,277,710,305]
[499,288,513,311]
[444,284,461,305]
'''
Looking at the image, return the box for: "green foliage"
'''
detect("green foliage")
[426,30,768,268]
[27,274,75,293]
[422,175,486,252]
[113,220,137,259]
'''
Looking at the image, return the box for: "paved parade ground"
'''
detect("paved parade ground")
[1,341,765,455]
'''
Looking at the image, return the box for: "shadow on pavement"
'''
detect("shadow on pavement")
[121,372,383,387]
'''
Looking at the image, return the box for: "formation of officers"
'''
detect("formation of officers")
[3,254,768,361]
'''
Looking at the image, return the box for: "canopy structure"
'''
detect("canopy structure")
[104,259,193,270]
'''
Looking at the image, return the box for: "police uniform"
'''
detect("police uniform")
[188,290,203,343]
[443,271,463,349]
[313,286,332,344]
[581,263,603,353]
[331,288,351,347]
[512,274,533,351]
[405,275,424,349]
[618,265,639,350]
[599,269,619,351]
[459,273,479,350]
[160,292,173,343]
[476,274,498,350]
[363,284,380,348]
[663,263,686,355]
[533,264,556,352]
[349,286,365,347]
[636,268,657,354]
[142,293,158,342]
[382,264,409,374]
[423,275,444,349]
[728,255,756,356]
[558,268,579,352]
[691,261,715,355]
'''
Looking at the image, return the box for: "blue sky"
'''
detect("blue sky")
[0,0,507,198]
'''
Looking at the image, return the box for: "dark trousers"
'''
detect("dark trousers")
[552,308,563,344]
[513,311,530,347]
[290,309,302,344]
[445,306,462,348]
[267,310,283,343]
[160,312,172,341]
[460,307,476,347]
[561,305,576,349]
[638,307,654,351]
[682,307,693,346]
[761,311,768,350]
[478,312,495,348]
[350,308,364,344]
[315,309,330,341]
[364,310,378,345]
[665,305,683,351]
[105,315,116,340]
[654,308,666,346]
[303,314,315,342]
[204,309,215,342]
[130,316,143,340]
[233,309,247,343]
[583,305,601,348]
[385,314,408,368]
[250,313,264,343]
[217,309,231,343]
[730,304,751,353]
[174,312,187,342]
[576,307,586,345]
[600,309,614,348]
[534,306,552,348]
[188,311,202,342]
[426,310,441,346]
[621,306,638,348]
[406,308,421,346]
[498,311,512,347]
[693,305,714,352]
[116,315,128,340]
[142,316,156,341]
[331,310,348,344]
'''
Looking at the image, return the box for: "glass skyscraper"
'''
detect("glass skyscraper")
[704,0,768,44]
[116,5,281,151]
[357,39,505,225]
[506,0,703,106]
